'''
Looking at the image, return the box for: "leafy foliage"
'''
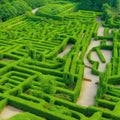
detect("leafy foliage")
[24,0,47,9]
[77,0,120,11]
[11,0,31,15]
[0,0,120,120]
[37,74,56,94]
[0,3,17,21]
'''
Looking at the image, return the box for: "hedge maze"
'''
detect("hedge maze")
[0,0,120,120]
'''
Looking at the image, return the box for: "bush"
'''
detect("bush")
[48,105,72,117]
[102,3,112,23]
[37,74,56,94]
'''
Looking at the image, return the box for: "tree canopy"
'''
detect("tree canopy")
[79,0,120,11]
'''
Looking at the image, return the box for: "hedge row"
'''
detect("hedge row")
[8,112,45,120]
[0,1,120,119]
[87,40,113,74]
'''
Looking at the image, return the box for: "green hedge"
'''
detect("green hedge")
[96,47,106,63]
[8,112,45,120]
[95,72,108,102]
[73,65,84,102]
[35,10,63,21]
[11,0,31,15]
[0,99,8,112]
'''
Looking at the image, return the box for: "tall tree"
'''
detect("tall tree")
[102,3,112,23]
[0,3,17,21]
[113,0,120,11]
[80,0,93,10]
[94,0,102,11]
[102,0,114,6]
[11,0,31,15]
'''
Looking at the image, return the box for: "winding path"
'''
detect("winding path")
[77,17,112,106]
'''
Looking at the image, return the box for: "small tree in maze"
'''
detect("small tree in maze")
[102,3,112,24]
[37,74,56,94]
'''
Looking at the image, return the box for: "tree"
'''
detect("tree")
[94,0,103,11]
[24,0,46,9]
[101,0,112,6]
[89,0,117,11]
[0,3,17,21]
[11,0,31,15]
[102,3,112,23]
[0,0,8,4]
[115,0,120,11]
[80,0,93,10]
[37,74,56,94]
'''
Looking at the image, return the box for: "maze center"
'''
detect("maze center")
[0,0,120,120]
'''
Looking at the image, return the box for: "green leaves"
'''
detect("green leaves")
[11,0,31,15]
[0,0,31,21]
[38,75,56,94]
[0,3,17,21]
[24,0,47,9]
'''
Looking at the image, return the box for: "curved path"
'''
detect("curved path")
[77,17,112,106]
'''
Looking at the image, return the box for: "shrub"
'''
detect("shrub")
[102,3,112,24]
[0,99,8,112]
[48,105,72,117]
[37,74,56,94]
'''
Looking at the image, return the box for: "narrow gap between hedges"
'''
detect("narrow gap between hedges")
[0,105,23,119]
[32,8,39,14]
[77,38,100,106]
[58,43,73,57]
